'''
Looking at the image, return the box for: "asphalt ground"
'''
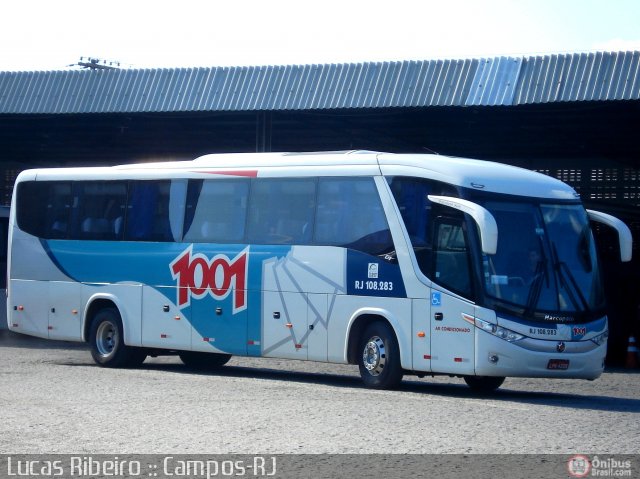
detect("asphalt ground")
[1,330,639,455]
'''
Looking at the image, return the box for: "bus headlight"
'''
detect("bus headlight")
[494,327,525,342]
[474,318,524,342]
[590,330,608,346]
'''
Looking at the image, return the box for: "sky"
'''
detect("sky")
[2,0,640,71]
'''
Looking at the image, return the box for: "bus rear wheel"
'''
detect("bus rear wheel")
[179,351,232,370]
[463,375,505,392]
[89,307,146,368]
[358,321,403,389]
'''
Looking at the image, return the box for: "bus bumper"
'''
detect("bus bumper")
[473,331,606,380]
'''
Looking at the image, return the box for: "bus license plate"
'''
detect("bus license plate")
[547,359,570,370]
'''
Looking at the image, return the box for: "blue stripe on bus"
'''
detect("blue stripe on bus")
[42,241,407,354]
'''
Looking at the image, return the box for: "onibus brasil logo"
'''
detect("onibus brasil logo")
[568,455,633,478]
[170,245,249,314]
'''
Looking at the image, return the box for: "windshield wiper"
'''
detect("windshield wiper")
[551,242,591,313]
[524,237,550,315]
[524,260,545,315]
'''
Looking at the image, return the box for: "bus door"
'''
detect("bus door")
[428,216,475,375]
[411,298,431,372]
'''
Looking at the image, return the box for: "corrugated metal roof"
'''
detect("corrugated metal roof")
[514,51,640,103]
[0,51,638,114]
[465,56,523,106]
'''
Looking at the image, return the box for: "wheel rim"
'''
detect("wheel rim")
[362,336,386,376]
[95,321,117,358]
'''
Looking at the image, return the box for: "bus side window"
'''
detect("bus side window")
[16,181,73,239]
[388,177,433,272]
[125,180,185,242]
[73,182,127,241]
[315,178,393,256]
[183,179,249,243]
[247,179,315,245]
[389,177,465,277]
[431,217,473,298]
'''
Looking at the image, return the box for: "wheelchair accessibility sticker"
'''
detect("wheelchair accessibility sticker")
[431,291,442,306]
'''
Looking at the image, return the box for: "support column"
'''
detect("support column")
[256,111,272,152]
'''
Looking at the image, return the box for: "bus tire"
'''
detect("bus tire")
[358,321,403,389]
[179,351,232,370]
[89,307,145,368]
[463,375,505,392]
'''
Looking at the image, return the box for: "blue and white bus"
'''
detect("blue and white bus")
[7,151,632,390]
[0,205,9,330]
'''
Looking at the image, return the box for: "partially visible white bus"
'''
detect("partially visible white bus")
[0,205,9,330]
[7,151,632,390]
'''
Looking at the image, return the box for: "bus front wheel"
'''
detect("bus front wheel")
[358,321,403,389]
[89,307,146,368]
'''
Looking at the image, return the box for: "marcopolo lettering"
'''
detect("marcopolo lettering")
[170,245,249,313]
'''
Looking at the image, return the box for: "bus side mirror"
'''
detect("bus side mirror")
[428,195,498,255]
[587,210,633,262]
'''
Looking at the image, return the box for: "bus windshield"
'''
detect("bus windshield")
[479,201,605,319]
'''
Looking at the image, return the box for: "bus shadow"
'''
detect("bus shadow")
[399,380,640,413]
[0,330,88,350]
[134,361,640,414]
[146,361,363,389]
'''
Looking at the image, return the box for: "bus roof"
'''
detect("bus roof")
[19,150,578,200]
[376,152,578,200]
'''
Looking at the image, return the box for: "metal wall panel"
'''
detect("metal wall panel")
[466,57,522,106]
[0,52,638,114]
[515,51,640,104]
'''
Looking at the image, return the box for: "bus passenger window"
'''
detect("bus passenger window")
[73,182,127,241]
[17,181,73,239]
[183,179,249,243]
[246,179,315,245]
[315,178,393,255]
[126,180,185,242]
